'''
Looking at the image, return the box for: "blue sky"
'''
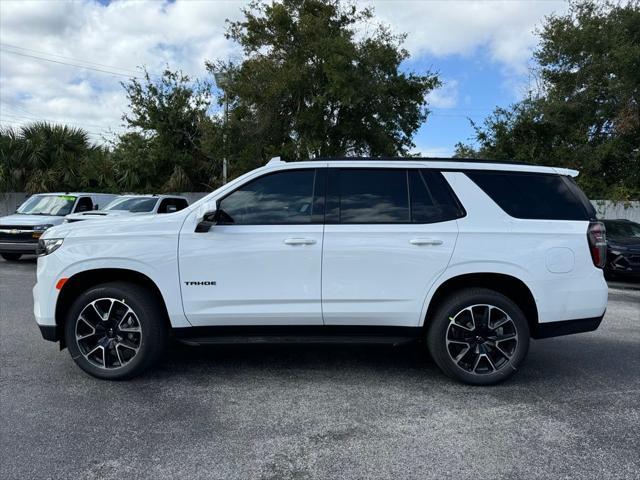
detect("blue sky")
[0,0,569,155]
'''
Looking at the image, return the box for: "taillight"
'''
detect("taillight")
[587,221,606,269]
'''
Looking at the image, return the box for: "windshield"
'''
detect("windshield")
[16,195,76,216]
[604,221,640,238]
[103,197,158,213]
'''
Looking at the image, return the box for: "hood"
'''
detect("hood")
[67,210,142,219]
[0,213,64,226]
[43,211,177,240]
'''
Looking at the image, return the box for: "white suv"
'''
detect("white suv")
[33,158,608,385]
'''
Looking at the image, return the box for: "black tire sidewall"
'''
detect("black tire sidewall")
[64,282,166,380]
[427,288,530,386]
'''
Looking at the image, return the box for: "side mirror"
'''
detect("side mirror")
[94,205,99,210]
[195,210,218,233]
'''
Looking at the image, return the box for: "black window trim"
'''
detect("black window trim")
[216,167,324,226]
[325,167,466,225]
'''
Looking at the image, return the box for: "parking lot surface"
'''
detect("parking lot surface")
[1,257,639,480]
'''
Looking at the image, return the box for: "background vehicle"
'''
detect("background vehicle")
[0,193,116,261]
[603,219,640,280]
[33,158,608,385]
[64,195,189,223]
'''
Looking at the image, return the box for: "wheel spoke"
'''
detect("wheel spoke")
[454,346,471,364]
[450,308,475,331]
[115,344,125,366]
[116,340,139,352]
[118,309,141,332]
[494,343,512,360]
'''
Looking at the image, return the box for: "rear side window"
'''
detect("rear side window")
[326,168,464,224]
[466,171,591,220]
[337,169,409,223]
[410,170,465,223]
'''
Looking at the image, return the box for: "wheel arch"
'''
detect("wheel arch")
[423,272,539,335]
[55,268,171,349]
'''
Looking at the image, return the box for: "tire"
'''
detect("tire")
[64,281,168,380]
[427,288,530,386]
[1,253,22,261]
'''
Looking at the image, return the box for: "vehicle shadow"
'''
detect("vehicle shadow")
[156,332,640,392]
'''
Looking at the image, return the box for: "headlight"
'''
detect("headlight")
[37,238,64,256]
[32,224,54,238]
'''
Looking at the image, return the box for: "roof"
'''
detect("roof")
[33,192,117,196]
[116,194,188,199]
[266,156,579,177]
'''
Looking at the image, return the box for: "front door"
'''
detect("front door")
[321,168,461,327]
[179,168,325,326]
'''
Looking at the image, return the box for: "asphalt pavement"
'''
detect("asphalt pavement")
[1,257,639,480]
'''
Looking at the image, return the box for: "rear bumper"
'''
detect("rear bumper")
[0,241,37,254]
[532,313,604,339]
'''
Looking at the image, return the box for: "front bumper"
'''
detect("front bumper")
[38,324,60,342]
[0,241,37,254]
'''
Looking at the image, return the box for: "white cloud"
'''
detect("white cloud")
[0,0,569,144]
[0,0,244,141]
[426,79,459,109]
[363,0,568,74]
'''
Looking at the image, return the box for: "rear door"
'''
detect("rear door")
[321,168,462,327]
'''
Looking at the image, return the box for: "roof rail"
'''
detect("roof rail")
[308,156,532,166]
[267,156,283,165]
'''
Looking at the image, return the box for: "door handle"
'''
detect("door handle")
[284,237,317,246]
[410,238,443,246]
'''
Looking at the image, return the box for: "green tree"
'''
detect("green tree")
[208,0,439,170]
[119,69,219,191]
[469,0,640,200]
[0,122,111,193]
[453,142,479,159]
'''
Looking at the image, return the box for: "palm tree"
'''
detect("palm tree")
[0,122,102,193]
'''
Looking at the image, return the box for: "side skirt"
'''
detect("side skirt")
[172,325,423,346]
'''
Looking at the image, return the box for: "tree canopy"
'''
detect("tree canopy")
[208,0,438,170]
[1,0,637,200]
[460,0,640,200]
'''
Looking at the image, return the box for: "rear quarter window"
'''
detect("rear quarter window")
[466,171,592,221]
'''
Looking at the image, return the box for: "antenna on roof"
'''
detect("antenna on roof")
[267,156,283,165]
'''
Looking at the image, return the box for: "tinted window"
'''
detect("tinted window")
[466,171,590,220]
[410,170,465,223]
[74,197,93,213]
[158,198,188,213]
[219,170,317,224]
[338,169,409,223]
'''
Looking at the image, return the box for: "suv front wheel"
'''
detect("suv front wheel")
[64,282,167,380]
[427,288,530,385]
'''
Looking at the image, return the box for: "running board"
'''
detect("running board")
[173,325,422,347]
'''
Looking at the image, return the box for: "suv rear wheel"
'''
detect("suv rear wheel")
[427,288,530,385]
[64,282,167,380]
